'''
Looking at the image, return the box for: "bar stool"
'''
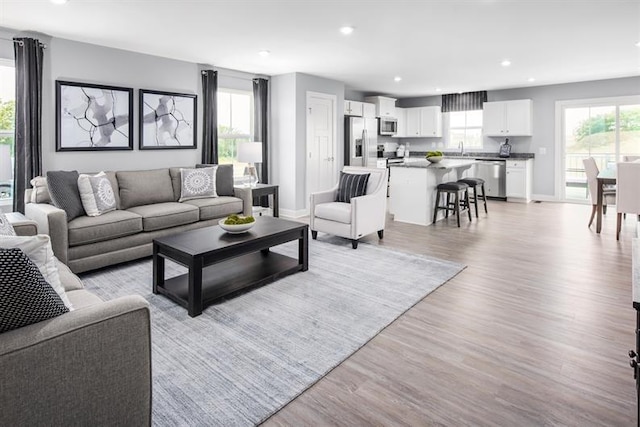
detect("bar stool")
[457,177,488,218]
[433,182,472,227]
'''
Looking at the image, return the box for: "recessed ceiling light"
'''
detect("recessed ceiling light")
[501,60,511,67]
[394,76,402,82]
[50,0,68,4]
[527,77,536,82]
[258,50,270,57]
[636,41,640,47]
[435,88,442,92]
[340,26,354,35]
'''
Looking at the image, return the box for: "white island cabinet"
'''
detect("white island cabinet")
[506,159,533,202]
[389,159,476,226]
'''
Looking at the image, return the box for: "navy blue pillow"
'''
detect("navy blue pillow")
[336,172,370,203]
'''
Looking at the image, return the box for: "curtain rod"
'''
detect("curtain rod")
[0,37,47,48]
[201,70,268,81]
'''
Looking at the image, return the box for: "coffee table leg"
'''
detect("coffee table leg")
[299,227,308,271]
[153,243,164,294]
[188,257,204,317]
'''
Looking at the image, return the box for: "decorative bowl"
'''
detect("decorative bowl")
[218,218,255,234]
[426,156,443,163]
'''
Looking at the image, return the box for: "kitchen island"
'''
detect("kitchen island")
[389,158,477,226]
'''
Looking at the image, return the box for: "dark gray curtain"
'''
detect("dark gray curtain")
[201,70,218,164]
[441,91,487,112]
[252,78,268,184]
[13,37,44,214]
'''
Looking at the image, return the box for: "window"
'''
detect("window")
[217,89,253,177]
[447,110,483,149]
[0,61,15,207]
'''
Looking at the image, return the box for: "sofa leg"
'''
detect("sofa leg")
[311,230,317,240]
[351,239,359,249]
[377,230,384,239]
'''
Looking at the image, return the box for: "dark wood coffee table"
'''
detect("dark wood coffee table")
[152,216,308,317]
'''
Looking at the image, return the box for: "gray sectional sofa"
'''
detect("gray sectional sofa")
[0,216,151,426]
[25,165,252,273]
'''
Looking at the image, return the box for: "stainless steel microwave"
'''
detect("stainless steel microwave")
[378,117,397,136]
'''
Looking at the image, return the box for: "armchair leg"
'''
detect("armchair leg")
[311,230,318,240]
[351,239,358,249]
[377,230,384,239]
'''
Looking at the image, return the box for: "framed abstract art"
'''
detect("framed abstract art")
[139,89,197,150]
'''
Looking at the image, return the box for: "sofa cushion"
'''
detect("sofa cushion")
[196,164,235,196]
[169,167,187,201]
[314,202,351,224]
[117,169,175,209]
[78,172,117,216]
[183,196,243,220]
[47,170,86,221]
[127,202,199,231]
[68,210,143,246]
[0,248,69,333]
[179,166,218,202]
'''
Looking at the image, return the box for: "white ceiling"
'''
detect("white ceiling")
[1,0,639,98]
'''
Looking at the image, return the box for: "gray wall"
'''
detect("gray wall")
[271,72,345,215]
[356,76,640,197]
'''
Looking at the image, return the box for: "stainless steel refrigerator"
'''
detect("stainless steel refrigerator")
[344,116,378,167]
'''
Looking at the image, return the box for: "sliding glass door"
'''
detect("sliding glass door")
[560,96,640,201]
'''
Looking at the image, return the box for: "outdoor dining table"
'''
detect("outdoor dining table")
[596,167,616,233]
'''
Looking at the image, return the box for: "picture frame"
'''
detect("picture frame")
[139,89,197,150]
[56,80,133,151]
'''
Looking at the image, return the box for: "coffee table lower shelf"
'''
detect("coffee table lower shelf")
[155,251,301,313]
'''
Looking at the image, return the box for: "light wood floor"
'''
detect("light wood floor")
[263,201,637,426]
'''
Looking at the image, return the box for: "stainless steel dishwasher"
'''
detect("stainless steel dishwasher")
[474,159,506,199]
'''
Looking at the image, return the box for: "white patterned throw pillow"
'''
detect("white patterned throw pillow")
[179,166,218,202]
[77,172,117,217]
[0,213,16,236]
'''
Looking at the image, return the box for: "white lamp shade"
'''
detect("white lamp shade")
[237,142,262,164]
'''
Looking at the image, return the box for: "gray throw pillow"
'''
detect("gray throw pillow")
[0,248,69,333]
[179,166,218,201]
[197,164,234,196]
[116,169,175,210]
[46,170,86,221]
[336,172,370,203]
[0,213,16,236]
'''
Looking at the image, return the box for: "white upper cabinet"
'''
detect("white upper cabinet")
[362,102,376,118]
[394,107,407,138]
[404,106,442,137]
[420,106,442,137]
[365,96,397,117]
[483,99,532,136]
[344,100,363,116]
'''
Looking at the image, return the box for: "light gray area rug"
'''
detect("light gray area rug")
[81,237,464,426]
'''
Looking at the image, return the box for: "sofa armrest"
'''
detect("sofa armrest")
[233,186,253,217]
[5,212,38,236]
[0,295,151,426]
[25,202,69,264]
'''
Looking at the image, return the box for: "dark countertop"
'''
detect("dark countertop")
[408,151,535,161]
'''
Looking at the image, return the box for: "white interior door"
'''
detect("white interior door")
[306,92,336,210]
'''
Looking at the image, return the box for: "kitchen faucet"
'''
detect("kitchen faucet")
[459,141,465,156]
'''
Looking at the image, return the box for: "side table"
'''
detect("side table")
[244,184,279,217]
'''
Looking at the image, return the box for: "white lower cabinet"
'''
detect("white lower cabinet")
[506,159,532,202]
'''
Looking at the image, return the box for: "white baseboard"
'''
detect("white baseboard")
[280,208,309,219]
[531,194,560,202]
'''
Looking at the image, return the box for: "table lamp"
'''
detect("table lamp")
[237,142,262,187]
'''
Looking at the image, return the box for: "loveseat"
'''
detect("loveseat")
[25,165,252,273]
[0,218,151,425]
